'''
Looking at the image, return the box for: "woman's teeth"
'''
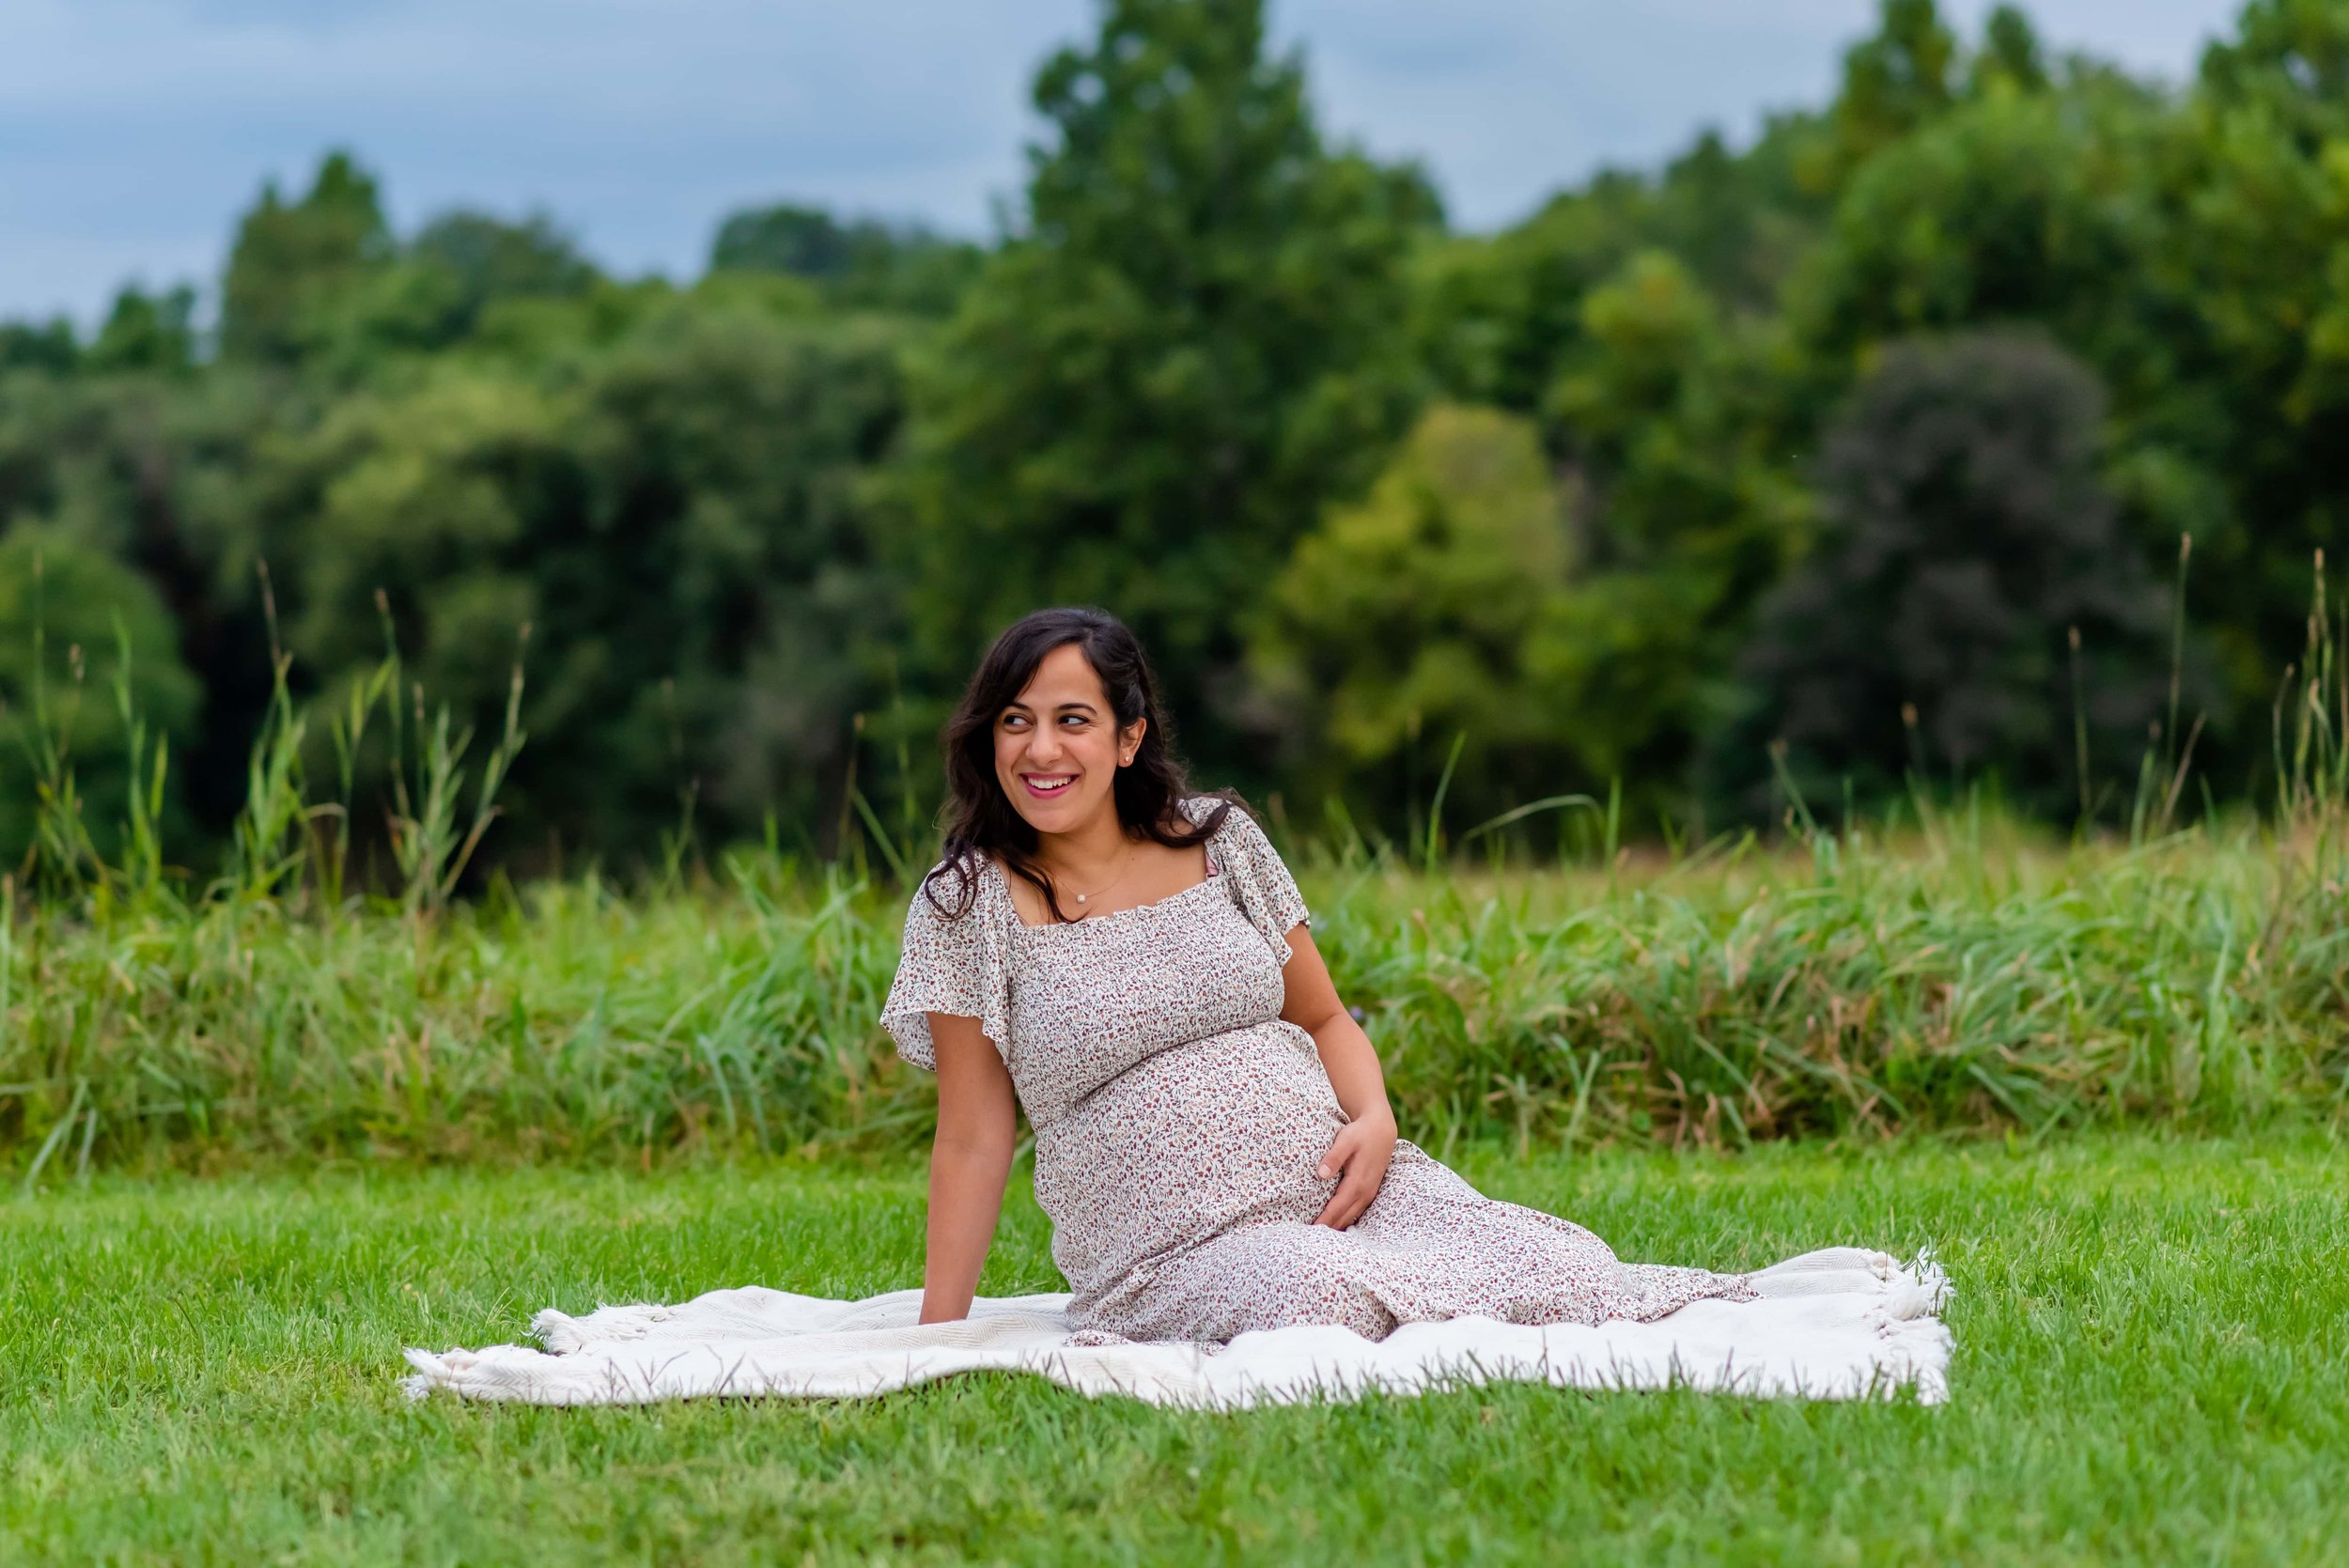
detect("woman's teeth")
[1026,775,1073,794]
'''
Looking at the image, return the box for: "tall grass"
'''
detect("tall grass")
[0,562,2343,1175]
[1,810,2342,1175]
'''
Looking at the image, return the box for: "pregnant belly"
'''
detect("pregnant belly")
[1032,1021,1343,1301]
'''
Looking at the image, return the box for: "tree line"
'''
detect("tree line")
[1,0,2343,874]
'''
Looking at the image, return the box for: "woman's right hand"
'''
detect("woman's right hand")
[1314,1106,1396,1230]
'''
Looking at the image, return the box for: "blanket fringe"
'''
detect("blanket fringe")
[533,1302,673,1354]
[1884,1246,1951,1320]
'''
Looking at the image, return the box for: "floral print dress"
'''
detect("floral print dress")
[880,797,1755,1343]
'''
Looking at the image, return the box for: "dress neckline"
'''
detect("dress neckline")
[992,845,1223,933]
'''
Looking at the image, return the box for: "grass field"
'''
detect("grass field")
[4,1134,2342,1564]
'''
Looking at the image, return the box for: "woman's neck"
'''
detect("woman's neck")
[1034,808,1133,879]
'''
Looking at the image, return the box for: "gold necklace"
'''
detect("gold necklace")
[1057,846,1136,909]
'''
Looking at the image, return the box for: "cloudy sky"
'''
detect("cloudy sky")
[1,0,2241,325]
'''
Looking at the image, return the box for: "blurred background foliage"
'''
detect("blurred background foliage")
[2,0,2346,877]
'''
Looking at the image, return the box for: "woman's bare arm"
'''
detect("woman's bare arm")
[920,1012,1019,1323]
[1280,926,1398,1228]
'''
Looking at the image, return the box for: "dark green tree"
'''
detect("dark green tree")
[895,0,1439,776]
[0,319,81,377]
[412,211,596,302]
[229,296,913,863]
[2143,0,2349,735]
[0,352,293,840]
[86,286,199,375]
[1410,173,1657,416]
[1795,91,2159,370]
[0,529,203,867]
[1526,253,1810,808]
[711,205,863,279]
[710,204,982,316]
[1710,333,2170,818]
[404,210,599,334]
[219,152,394,365]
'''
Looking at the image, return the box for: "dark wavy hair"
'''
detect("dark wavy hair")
[921,607,1234,924]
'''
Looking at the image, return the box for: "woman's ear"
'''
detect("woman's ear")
[1118,716,1146,767]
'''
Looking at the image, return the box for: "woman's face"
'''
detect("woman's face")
[993,643,1144,837]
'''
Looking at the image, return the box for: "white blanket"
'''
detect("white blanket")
[402,1247,1952,1409]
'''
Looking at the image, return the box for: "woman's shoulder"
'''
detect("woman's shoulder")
[1176,793,1292,879]
[907,851,1001,926]
[1174,791,1255,838]
[1176,792,1306,951]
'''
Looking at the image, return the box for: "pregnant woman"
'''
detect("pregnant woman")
[405,603,1946,1407]
[883,606,1757,1343]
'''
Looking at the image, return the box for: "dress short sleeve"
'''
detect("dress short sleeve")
[1192,800,1311,964]
[879,863,1011,1071]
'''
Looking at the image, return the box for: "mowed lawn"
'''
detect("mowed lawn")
[3,1137,2343,1564]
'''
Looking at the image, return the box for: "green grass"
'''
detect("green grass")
[6,815,2348,1177]
[4,1135,2343,1563]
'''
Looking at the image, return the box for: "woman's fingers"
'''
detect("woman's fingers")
[1312,1139,1352,1224]
[1315,1152,1377,1228]
[1313,1122,1397,1226]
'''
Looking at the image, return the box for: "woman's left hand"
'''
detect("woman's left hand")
[1313,1109,1397,1229]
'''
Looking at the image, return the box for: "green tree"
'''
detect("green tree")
[86,287,198,375]
[712,205,863,279]
[2142,0,2349,734]
[1410,116,1829,421]
[1709,333,2170,819]
[550,308,913,848]
[229,297,912,862]
[412,211,597,308]
[0,529,202,868]
[895,0,1439,776]
[0,354,294,840]
[1794,92,2160,377]
[296,210,607,370]
[0,320,79,377]
[1250,404,1568,818]
[1811,0,1962,187]
[1525,253,1810,805]
[1971,5,2050,96]
[1411,174,1657,416]
[219,152,394,365]
[709,203,982,316]
[20,0,2349,867]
